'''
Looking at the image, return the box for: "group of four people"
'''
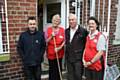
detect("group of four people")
[17,13,106,80]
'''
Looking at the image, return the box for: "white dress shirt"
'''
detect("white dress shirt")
[70,25,78,42]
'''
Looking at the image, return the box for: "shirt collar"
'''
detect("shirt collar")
[70,25,78,31]
[89,30,99,39]
[27,28,37,35]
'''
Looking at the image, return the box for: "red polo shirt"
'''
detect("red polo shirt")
[46,27,64,60]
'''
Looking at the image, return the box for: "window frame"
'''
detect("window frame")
[113,0,120,45]
[0,0,10,55]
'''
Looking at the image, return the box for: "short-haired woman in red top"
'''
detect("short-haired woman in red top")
[46,14,65,80]
[83,17,106,80]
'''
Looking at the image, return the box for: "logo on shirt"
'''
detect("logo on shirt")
[93,39,97,43]
[59,35,63,39]
[35,40,39,43]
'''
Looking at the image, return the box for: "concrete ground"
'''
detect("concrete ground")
[41,71,67,80]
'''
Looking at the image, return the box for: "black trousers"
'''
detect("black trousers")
[66,61,83,80]
[23,65,41,80]
[84,68,104,80]
[48,58,62,80]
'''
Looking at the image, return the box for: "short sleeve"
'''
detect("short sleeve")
[97,34,106,51]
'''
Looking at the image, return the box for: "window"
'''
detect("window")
[47,3,61,23]
[0,0,9,54]
[113,0,120,45]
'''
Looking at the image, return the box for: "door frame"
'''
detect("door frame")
[43,0,68,30]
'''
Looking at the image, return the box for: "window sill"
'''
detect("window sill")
[0,53,10,62]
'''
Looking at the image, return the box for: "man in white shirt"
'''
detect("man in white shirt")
[65,13,88,80]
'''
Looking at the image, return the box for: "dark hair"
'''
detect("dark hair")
[27,16,36,22]
[87,17,100,31]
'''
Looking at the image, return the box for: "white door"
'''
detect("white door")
[43,0,66,31]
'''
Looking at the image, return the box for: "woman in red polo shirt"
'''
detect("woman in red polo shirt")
[83,17,106,80]
[46,14,65,80]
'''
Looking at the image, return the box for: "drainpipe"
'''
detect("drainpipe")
[90,0,95,16]
[102,0,105,31]
[98,0,100,21]
[107,0,111,41]
[104,0,111,80]
[65,0,69,29]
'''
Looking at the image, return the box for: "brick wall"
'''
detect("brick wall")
[0,0,36,79]
[107,0,120,66]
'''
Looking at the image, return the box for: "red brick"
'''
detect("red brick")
[0,0,36,79]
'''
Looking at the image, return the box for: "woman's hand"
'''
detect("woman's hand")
[55,47,61,53]
[51,32,55,37]
[83,61,92,67]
